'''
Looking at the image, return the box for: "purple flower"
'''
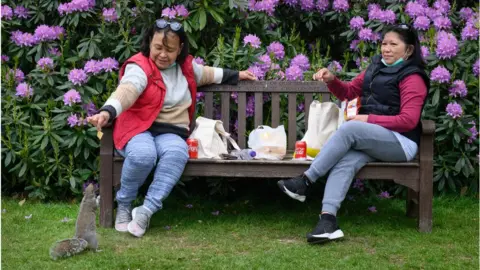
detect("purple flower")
[286,65,303,81]
[405,1,425,18]
[378,191,392,199]
[284,0,298,6]
[328,61,342,72]
[49,47,61,57]
[67,114,79,127]
[161,7,176,19]
[379,10,396,24]
[435,31,458,59]
[448,80,467,98]
[256,54,271,72]
[300,0,315,11]
[83,101,97,116]
[131,7,137,17]
[1,55,9,63]
[424,7,443,20]
[58,0,95,15]
[350,39,360,51]
[368,206,377,213]
[358,28,373,41]
[15,83,33,98]
[63,89,82,106]
[37,57,54,70]
[316,0,329,12]
[68,68,88,85]
[421,46,430,59]
[368,4,382,20]
[413,16,430,31]
[353,178,364,191]
[83,60,102,74]
[355,57,369,70]
[100,57,119,72]
[1,5,13,20]
[34,25,58,42]
[473,59,480,77]
[174,5,189,17]
[433,0,450,13]
[211,210,220,216]
[461,23,479,41]
[433,16,452,30]
[446,102,463,119]
[194,57,205,65]
[247,65,266,80]
[273,70,285,80]
[196,92,205,102]
[8,68,25,83]
[290,54,310,71]
[231,92,238,103]
[297,103,304,112]
[332,0,349,12]
[185,204,193,208]
[267,41,285,60]
[14,6,29,19]
[243,34,261,48]
[467,121,478,144]
[102,8,118,22]
[11,31,37,47]
[246,95,255,116]
[430,66,450,83]
[349,16,365,30]
[459,7,475,21]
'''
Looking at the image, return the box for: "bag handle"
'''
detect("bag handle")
[214,122,241,151]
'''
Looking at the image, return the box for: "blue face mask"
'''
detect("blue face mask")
[167,62,177,68]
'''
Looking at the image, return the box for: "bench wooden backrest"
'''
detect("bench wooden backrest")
[196,81,329,150]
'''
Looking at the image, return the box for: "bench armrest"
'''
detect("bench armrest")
[421,120,435,135]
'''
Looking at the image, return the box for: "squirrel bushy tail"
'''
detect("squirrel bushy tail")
[49,238,88,260]
[49,184,99,260]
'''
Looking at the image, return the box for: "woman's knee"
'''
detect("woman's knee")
[125,145,157,168]
[161,143,188,162]
[337,121,370,135]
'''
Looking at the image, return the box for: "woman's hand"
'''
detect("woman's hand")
[239,70,257,81]
[87,111,110,131]
[347,114,369,122]
[313,68,335,83]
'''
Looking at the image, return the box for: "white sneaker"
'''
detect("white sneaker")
[127,206,152,237]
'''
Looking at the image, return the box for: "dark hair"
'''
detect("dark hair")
[382,24,425,68]
[140,20,189,64]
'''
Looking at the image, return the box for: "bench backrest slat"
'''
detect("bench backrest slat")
[221,92,230,132]
[237,92,247,148]
[197,81,328,150]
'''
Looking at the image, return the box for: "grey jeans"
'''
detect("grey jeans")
[304,121,408,215]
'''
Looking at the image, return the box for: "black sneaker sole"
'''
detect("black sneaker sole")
[277,181,306,202]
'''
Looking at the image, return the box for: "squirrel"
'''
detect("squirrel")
[50,183,100,260]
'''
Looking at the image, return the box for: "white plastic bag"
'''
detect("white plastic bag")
[189,116,240,159]
[301,101,340,158]
[248,125,287,160]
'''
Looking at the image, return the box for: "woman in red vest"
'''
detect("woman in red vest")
[87,18,256,237]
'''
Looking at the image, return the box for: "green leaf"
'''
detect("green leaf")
[83,147,90,159]
[86,137,99,148]
[199,9,207,30]
[69,176,76,189]
[51,133,65,144]
[432,89,440,106]
[74,146,81,157]
[5,152,12,166]
[41,136,49,150]
[19,162,27,178]
[454,157,465,172]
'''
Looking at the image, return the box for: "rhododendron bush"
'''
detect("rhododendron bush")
[1,0,478,199]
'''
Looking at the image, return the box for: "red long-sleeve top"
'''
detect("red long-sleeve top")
[327,71,427,133]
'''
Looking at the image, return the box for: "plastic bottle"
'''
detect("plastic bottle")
[230,149,256,160]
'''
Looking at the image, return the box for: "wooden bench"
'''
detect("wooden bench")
[99,81,435,232]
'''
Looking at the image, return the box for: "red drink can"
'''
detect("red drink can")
[187,138,198,159]
[295,141,307,160]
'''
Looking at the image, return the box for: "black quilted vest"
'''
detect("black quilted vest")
[360,55,429,145]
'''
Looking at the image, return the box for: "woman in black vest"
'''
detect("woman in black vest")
[277,24,429,244]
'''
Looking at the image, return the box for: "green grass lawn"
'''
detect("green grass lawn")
[2,185,478,270]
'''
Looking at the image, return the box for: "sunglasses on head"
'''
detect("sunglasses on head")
[155,19,182,31]
[396,24,411,30]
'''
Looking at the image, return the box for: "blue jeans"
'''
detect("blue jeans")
[304,121,410,215]
[116,132,189,213]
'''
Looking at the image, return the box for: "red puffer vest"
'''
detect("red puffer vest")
[113,53,197,150]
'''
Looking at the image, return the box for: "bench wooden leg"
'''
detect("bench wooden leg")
[406,188,419,218]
